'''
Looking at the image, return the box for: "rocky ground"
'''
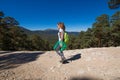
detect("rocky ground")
[0,47,120,80]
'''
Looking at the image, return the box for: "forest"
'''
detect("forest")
[68,11,120,49]
[0,11,51,51]
[0,11,120,51]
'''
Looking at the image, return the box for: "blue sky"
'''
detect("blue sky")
[0,0,119,32]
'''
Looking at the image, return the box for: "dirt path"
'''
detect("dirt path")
[0,47,120,80]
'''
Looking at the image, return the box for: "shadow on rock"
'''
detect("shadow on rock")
[69,76,103,80]
[0,51,44,70]
[114,77,120,80]
[0,51,15,54]
[67,53,81,62]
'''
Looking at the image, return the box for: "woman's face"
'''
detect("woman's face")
[57,25,60,29]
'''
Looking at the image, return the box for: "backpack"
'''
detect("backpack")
[64,32,69,44]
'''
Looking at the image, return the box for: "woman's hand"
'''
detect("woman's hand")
[59,41,63,47]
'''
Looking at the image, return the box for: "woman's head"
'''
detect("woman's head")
[57,22,65,31]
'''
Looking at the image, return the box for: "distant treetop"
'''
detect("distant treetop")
[108,0,120,9]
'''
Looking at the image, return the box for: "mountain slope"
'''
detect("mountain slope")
[19,27,79,44]
[0,47,120,80]
[20,27,79,37]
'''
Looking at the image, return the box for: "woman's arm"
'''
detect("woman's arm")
[60,32,64,41]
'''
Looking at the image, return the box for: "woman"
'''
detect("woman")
[53,22,67,63]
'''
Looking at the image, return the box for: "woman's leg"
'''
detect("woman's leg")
[55,45,66,60]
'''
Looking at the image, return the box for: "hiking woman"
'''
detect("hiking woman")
[53,22,67,63]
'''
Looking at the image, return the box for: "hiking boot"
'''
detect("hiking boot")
[60,57,68,63]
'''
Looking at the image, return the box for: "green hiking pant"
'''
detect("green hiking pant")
[53,41,67,52]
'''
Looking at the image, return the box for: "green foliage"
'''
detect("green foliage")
[1,16,19,26]
[0,11,51,51]
[29,34,50,51]
[1,11,120,51]
[67,11,120,49]
[108,0,120,9]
